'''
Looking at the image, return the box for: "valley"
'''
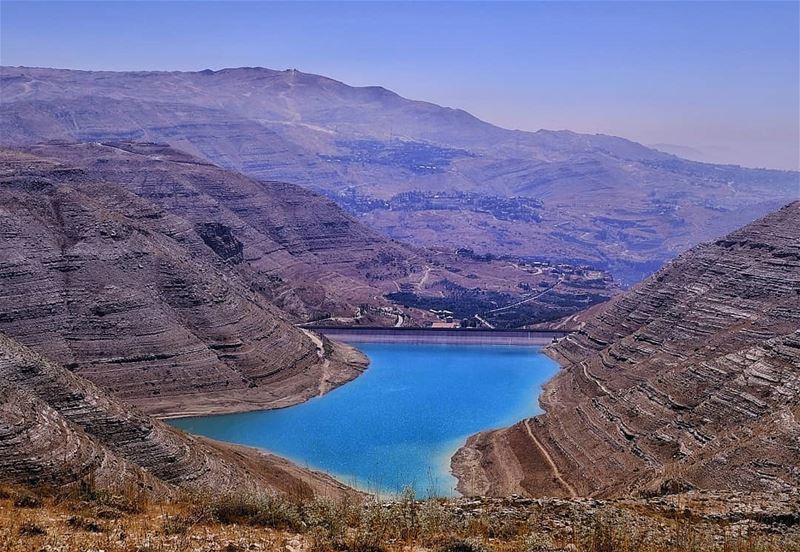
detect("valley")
[169,341,559,497]
[2,0,800,547]
[0,75,797,509]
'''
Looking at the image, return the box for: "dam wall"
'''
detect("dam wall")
[304,326,572,346]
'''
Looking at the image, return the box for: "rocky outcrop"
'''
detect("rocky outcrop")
[0,332,355,498]
[195,222,244,264]
[0,147,367,417]
[453,202,800,497]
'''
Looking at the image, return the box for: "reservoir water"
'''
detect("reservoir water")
[168,342,558,496]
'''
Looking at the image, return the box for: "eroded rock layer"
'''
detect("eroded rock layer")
[0,333,354,498]
[0,147,367,417]
[453,202,800,497]
[2,142,616,330]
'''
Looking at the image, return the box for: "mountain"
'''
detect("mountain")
[1,142,616,337]
[0,331,353,498]
[0,145,370,417]
[0,142,613,418]
[452,202,800,497]
[649,143,710,163]
[2,66,797,284]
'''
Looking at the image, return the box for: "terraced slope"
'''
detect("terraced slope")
[13,141,409,323]
[0,147,367,417]
[0,332,353,498]
[452,202,800,497]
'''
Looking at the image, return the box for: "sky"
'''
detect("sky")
[1,1,798,170]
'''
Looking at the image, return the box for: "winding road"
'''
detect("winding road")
[524,418,578,498]
[485,278,564,314]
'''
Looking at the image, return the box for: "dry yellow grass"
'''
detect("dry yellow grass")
[0,484,797,552]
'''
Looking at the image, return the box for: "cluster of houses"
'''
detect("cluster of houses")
[429,309,461,329]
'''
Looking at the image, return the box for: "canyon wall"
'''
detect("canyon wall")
[2,142,613,332]
[0,332,354,498]
[453,202,800,497]
[0,146,367,417]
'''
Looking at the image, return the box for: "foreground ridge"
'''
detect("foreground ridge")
[1,486,798,551]
[0,332,355,499]
[453,202,800,497]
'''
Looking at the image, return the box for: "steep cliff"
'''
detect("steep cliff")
[0,147,367,417]
[453,202,800,497]
[0,332,354,498]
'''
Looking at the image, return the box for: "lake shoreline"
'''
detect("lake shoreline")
[152,339,369,420]
[169,342,560,497]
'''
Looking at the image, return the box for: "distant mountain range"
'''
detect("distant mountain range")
[2,66,797,283]
[649,143,713,162]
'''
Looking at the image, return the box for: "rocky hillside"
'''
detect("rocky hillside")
[0,332,353,498]
[2,66,797,283]
[0,146,369,417]
[1,142,615,332]
[452,202,800,498]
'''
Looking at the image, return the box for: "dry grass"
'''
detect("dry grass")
[0,484,797,552]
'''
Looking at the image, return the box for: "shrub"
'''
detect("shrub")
[418,498,458,538]
[13,495,41,508]
[65,515,103,533]
[18,521,47,537]
[161,515,191,535]
[209,493,304,531]
[438,539,493,552]
[521,534,558,552]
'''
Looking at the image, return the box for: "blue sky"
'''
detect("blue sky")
[1,1,798,170]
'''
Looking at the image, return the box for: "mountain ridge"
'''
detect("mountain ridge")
[0,66,744,164]
[0,142,613,419]
[3,65,796,284]
[0,331,355,498]
[0,144,371,417]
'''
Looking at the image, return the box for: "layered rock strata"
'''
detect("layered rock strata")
[2,142,615,329]
[453,202,800,497]
[0,147,367,417]
[0,333,354,498]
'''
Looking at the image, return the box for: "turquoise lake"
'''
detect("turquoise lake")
[168,342,558,496]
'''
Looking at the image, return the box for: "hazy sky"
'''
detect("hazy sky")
[2,1,798,170]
